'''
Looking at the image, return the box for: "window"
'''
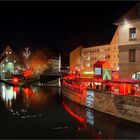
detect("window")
[129,49,136,62]
[114,54,116,58]
[86,63,90,67]
[129,27,136,40]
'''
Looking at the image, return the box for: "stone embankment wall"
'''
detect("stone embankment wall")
[93,92,140,123]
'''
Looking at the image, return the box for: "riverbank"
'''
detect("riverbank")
[62,81,140,124]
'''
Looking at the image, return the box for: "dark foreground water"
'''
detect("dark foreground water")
[0,83,140,139]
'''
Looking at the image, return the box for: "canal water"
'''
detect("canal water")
[0,82,140,139]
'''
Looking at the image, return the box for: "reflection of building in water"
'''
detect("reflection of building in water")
[0,83,18,108]
[62,98,102,139]
[62,97,95,126]
[22,86,50,111]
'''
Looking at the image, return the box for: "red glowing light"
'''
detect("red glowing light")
[23,69,31,78]
[13,86,19,93]
[23,87,33,95]
[12,77,19,83]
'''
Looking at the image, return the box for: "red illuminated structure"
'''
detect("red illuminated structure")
[23,87,33,95]
[12,77,19,84]
[13,86,19,93]
[94,61,111,80]
[111,78,140,95]
[23,69,31,78]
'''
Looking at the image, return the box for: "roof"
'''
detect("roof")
[0,46,25,68]
[82,42,110,49]
[114,2,140,25]
[112,78,140,83]
[94,60,111,68]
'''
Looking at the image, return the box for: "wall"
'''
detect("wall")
[118,20,140,46]
[110,28,119,71]
[62,86,140,124]
[93,91,140,123]
[118,20,140,78]
[70,46,82,72]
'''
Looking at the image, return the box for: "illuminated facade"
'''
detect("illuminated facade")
[70,46,82,74]
[0,46,25,78]
[70,29,119,77]
[81,29,119,77]
[115,2,140,79]
[70,3,140,79]
[48,58,60,73]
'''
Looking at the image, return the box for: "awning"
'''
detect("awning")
[111,78,140,83]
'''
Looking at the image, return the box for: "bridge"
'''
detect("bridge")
[0,72,68,87]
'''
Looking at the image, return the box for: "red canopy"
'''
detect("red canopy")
[112,78,140,83]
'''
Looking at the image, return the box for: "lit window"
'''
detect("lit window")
[6,59,8,62]
[14,60,16,63]
[86,63,90,67]
[9,52,11,54]
[6,51,8,54]
[129,27,136,40]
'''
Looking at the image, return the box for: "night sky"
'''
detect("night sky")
[0,1,137,65]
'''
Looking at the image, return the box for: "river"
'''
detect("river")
[0,82,139,139]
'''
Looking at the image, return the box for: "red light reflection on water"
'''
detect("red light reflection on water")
[63,102,86,126]
[23,88,33,95]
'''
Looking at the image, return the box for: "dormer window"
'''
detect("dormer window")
[129,27,136,40]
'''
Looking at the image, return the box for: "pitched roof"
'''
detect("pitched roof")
[94,60,111,68]
[0,46,25,68]
[114,2,140,25]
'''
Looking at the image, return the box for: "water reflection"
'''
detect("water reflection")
[62,96,140,139]
[0,83,55,119]
[0,83,139,139]
[62,97,102,139]
[1,83,18,108]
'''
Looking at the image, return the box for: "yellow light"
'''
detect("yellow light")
[84,71,94,74]
[124,19,128,25]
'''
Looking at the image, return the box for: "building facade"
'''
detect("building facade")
[116,2,140,79]
[70,3,140,79]
[70,28,119,77]
[70,46,82,74]
[0,46,25,78]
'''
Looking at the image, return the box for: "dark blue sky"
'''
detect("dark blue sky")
[0,1,137,54]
